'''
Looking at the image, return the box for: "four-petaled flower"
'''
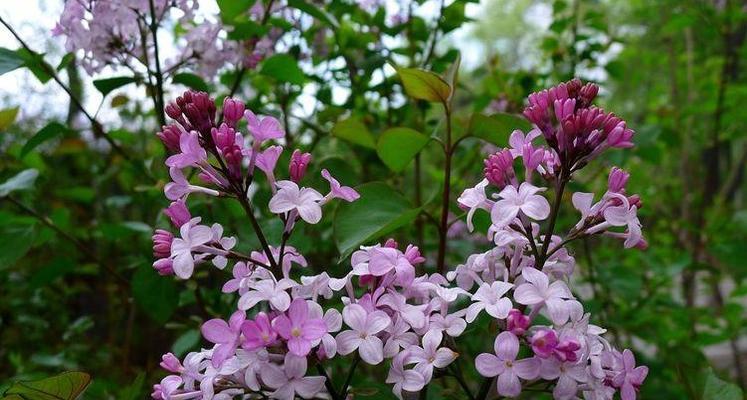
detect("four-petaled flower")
[241,312,277,350]
[476,331,540,398]
[201,310,245,368]
[406,330,458,382]
[466,281,514,322]
[269,181,324,224]
[273,299,327,356]
[491,182,551,228]
[514,267,573,325]
[336,303,391,365]
[260,353,326,400]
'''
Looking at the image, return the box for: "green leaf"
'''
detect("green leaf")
[0,224,36,269]
[217,0,255,24]
[15,49,53,84]
[172,329,201,357]
[334,182,420,259]
[0,169,39,197]
[376,127,429,172]
[132,264,179,324]
[3,371,91,400]
[0,47,25,75]
[332,117,375,149]
[117,372,144,400]
[21,122,69,157]
[172,72,209,92]
[226,20,269,40]
[467,113,532,146]
[0,107,19,131]
[56,53,75,72]
[287,0,339,28]
[260,54,305,85]
[703,369,743,400]
[395,67,451,103]
[93,76,137,97]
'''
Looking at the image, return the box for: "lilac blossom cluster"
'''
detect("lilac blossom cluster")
[149,80,647,400]
[52,0,282,76]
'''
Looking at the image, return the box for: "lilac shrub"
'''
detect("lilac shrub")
[150,80,648,400]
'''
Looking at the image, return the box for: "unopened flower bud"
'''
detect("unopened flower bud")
[222,97,245,127]
[153,258,174,276]
[607,167,630,193]
[506,309,530,335]
[159,352,183,373]
[152,229,173,259]
[483,149,515,188]
[384,238,398,248]
[164,199,191,227]
[211,123,236,152]
[157,125,182,152]
[530,328,559,358]
[289,150,311,183]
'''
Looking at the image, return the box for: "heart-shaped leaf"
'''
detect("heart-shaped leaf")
[332,117,376,149]
[93,76,137,97]
[395,67,451,103]
[467,113,532,146]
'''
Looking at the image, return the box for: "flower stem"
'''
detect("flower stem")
[147,0,166,126]
[436,103,453,273]
[537,171,569,267]
[340,354,360,397]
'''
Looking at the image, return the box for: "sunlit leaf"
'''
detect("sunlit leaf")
[172,72,209,92]
[395,67,450,103]
[0,106,19,131]
[0,169,39,197]
[287,0,339,28]
[376,127,429,172]
[0,47,24,75]
[2,371,91,400]
[332,117,376,149]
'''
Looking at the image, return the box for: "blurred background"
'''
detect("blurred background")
[0,0,745,398]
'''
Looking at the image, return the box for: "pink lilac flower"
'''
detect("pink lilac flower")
[457,179,493,232]
[273,298,327,356]
[165,131,207,168]
[491,182,551,228]
[222,98,245,127]
[289,150,312,182]
[320,169,360,202]
[465,281,514,322]
[607,167,629,193]
[164,167,220,200]
[201,310,245,368]
[170,218,213,279]
[407,330,458,382]
[336,303,391,365]
[255,145,284,181]
[269,181,324,224]
[152,375,183,399]
[367,247,415,284]
[260,353,326,400]
[484,149,515,188]
[540,357,588,400]
[160,352,182,373]
[387,351,426,400]
[164,199,191,227]
[506,309,531,335]
[237,278,296,311]
[241,312,277,350]
[513,267,573,325]
[308,302,342,358]
[508,129,541,158]
[157,125,183,152]
[245,110,284,143]
[428,312,467,337]
[152,229,173,259]
[383,317,419,357]
[604,349,648,400]
[475,331,540,398]
[602,195,642,248]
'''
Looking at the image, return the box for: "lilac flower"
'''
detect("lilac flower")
[165,131,207,168]
[407,330,458,382]
[255,145,284,184]
[273,298,327,356]
[475,331,540,398]
[457,178,493,232]
[428,312,467,337]
[164,199,191,227]
[607,167,630,193]
[320,169,360,202]
[241,312,277,350]
[164,167,220,200]
[336,303,391,365]
[201,310,245,368]
[159,353,182,373]
[157,125,183,152]
[238,278,296,312]
[491,182,551,228]
[170,218,213,279]
[152,229,173,259]
[383,317,419,357]
[289,150,312,182]
[484,149,515,188]
[465,281,514,322]
[506,309,530,335]
[514,267,573,325]
[604,349,648,400]
[367,246,415,285]
[308,302,342,358]
[260,353,326,400]
[222,98,245,127]
[508,128,541,158]
[151,375,183,399]
[539,357,588,400]
[269,181,324,224]
[387,351,426,400]
[602,195,642,248]
[245,110,284,143]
